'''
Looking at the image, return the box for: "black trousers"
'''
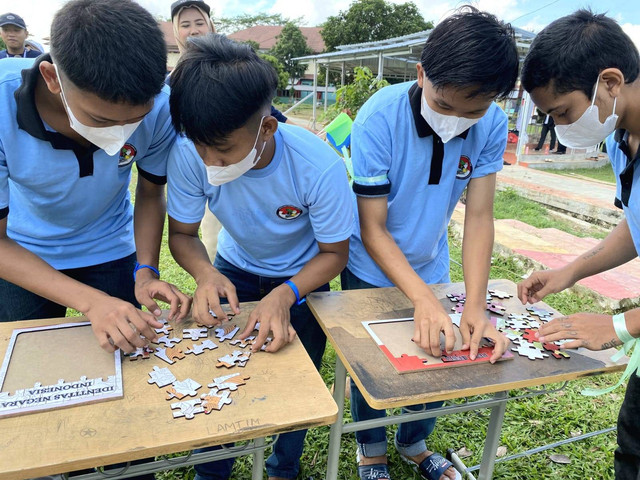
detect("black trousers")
[616,373,640,479]
[536,123,556,150]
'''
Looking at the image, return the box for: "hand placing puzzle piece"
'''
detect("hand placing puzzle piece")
[216,350,251,368]
[182,328,209,341]
[166,378,202,400]
[185,339,218,355]
[201,390,232,413]
[208,373,250,392]
[171,399,204,419]
[148,366,176,388]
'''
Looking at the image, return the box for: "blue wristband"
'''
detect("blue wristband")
[284,280,306,305]
[133,262,160,282]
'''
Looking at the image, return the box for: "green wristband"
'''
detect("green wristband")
[613,313,635,344]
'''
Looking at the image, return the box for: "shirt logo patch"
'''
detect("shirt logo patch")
[118,143,137,167]
[276,205,303,220]
[456,155,472,180]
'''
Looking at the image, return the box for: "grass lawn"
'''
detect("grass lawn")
[552,163,616,184]
[494,187,608,239]
[128,170,622,480]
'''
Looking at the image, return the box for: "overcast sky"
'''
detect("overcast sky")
[1,0,638,49]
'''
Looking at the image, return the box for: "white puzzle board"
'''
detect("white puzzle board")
[0,322,122,417]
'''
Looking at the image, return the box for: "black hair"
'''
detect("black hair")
[170,34,278,146]
[421,6,519,99]
[50,0,167,105]
[522,9,639,98]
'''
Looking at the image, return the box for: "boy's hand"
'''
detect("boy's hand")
[241,284,297,353]
[518,267,574,304]
[135,272,192,323]
[84,296,162,354]
[537,313,621,351]
[412,297,455,357]
[192,270,240,327]
[459,307,509,362]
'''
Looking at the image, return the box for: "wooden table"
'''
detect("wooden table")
[0,304,337,480]
[307,279,626,480]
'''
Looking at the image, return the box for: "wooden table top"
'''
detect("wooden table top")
[308,279,626,409]
[0,305,337,480]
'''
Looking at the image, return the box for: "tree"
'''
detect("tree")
[321,0,432,52]
[241,40,260,52]
[271,22,311,94]
[260,54,290,91]
[215,13,304,34]
[326,66,389,121]
[0,38,5,51]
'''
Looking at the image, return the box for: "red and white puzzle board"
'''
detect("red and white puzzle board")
[0,322,122,417]
[362,316,513,374]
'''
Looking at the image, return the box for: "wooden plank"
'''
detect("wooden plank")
[0,305,337,480]
[308,279,627,409]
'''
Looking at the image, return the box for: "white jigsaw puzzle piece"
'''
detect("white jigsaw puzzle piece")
[185,339,218,355]
[148,366,176,387]
[182,328,209,341]
[171,399,204,419]
[214,325,240,342]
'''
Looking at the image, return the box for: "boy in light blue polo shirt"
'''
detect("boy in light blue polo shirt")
[342,8,519,480]
[516,11,640,479]
[0,0,190,355]
[167,34,352,480]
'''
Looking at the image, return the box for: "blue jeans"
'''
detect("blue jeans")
[194,254,328,480]
[341,268,443,459]
[0,253,138,321]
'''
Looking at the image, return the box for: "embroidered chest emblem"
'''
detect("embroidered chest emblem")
[456,155,472,180]
[276,205,303,220]
[118,143,137,167]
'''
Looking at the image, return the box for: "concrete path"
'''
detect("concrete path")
[496,164,622,227]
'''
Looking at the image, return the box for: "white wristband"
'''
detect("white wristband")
[613,313,635,344]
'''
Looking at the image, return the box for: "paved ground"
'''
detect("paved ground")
[451,164,640,310]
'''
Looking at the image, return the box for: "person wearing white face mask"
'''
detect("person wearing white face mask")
[518,10,640,480]
[167,34,353,480]
[341,7,519,480]
[0,0,191,360]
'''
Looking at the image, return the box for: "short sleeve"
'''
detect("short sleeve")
[471,106,508,179]
[0,139,8,219]
[136,89,177,185]
[166,137,209,224]
[351,111,393,197]
[307,157,354,244]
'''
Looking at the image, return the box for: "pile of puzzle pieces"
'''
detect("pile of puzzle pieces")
[130,314,268,420]
[447,289,571,361]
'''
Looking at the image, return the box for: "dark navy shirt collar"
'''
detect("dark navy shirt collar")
[14,54,98,177]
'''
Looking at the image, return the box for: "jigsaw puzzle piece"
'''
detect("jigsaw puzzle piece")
[185,339,218,355]
[154,324,173,336]
[148,366,176,387]
[216,350,251,368]
[166,378,202,400]
[201,390,232,413]
[214,324,240,342]
[207,373,250,392]
[154,347,185,365]
[488,289,513,299]
[171,399,204,419]
[125,346,154,361]
[511,341,549,360]
[155,335,182,348]
[230,336,256,349]
[182,328,209,341]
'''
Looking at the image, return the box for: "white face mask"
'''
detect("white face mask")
[554,76,619,149]
[420,82,482,143]
[206,117,267,186]
[55,64,142,156]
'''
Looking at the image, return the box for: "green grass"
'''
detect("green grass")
[494,188,608,239]
[552,163,616,184]
[130,170,622,480]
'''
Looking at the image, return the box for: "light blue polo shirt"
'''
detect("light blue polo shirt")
[0,56,175,269]
[348,81,507,287]
[167,123,353,277]
[608,130,640,255]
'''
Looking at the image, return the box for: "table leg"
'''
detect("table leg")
[477,391,508,480]
[252,437,265,480]
[326,357,347,480]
